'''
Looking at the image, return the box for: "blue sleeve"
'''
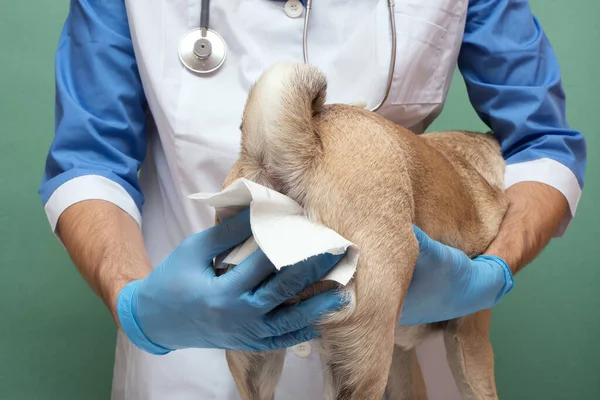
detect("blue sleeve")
[458,0,587,193]
[38,0,147,216]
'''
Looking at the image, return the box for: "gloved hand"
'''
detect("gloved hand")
[399,226,514,325]
[116,208,346,355]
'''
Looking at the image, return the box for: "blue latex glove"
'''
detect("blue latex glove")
[116,208,346,355]
[399,226,514,325]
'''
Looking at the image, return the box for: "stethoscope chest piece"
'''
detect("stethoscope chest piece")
[179,28,227,74]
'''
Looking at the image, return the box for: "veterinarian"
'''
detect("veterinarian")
[39,0,586,399]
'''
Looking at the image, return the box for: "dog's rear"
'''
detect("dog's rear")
[235,61,326,202]
[220,62,510,400]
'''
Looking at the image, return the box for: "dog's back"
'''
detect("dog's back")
[222,62,510,400]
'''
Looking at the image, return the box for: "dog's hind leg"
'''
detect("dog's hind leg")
[225,349,286,400]
[317,223,419,400]
[384,346,427,400]
[443,309,499,400]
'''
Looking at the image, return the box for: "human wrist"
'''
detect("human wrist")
[99,256,151,329]
[106,275,135,328]
[116,279,173,355]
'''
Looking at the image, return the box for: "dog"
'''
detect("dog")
[215,61,510,400]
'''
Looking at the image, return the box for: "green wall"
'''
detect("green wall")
[1,1,598,399]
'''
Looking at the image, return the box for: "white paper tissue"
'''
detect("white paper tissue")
[188,178,359,285]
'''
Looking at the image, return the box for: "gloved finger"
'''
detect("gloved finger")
[217,248,277,293]
[249,252,345,311]
[260,290,346,337]
[262,326,320,351]
[412,224,456,267]
[412,225,433,254]
[181,208,253,261]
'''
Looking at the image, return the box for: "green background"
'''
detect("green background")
[1,0,598,399]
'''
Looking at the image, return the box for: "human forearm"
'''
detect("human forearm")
[40,0,151,326]
[484,181,569,274]
[56,200,152,326]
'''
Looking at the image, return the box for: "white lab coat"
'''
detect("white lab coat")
[112,0,469,398]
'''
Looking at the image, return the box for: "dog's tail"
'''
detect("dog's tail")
[241,61,327,199]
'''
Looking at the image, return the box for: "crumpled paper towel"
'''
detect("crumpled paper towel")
[188,178,359,285]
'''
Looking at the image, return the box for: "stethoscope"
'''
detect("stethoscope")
[178,0,397,112]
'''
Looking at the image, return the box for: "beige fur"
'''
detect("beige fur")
[216,62,510,400]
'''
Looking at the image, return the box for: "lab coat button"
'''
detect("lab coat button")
[284,0,304,18]
[292,342,311,358]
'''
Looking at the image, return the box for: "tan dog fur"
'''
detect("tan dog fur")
[215,62,510,400]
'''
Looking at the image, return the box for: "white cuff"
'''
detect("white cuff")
[44,175,142,233]
[504,158,581,238]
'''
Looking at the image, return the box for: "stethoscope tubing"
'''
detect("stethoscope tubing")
[181,0,397,112]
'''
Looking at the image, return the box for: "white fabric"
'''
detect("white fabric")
[189,178,360,285]
[44,174,142,232]
[44,0,574,398]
